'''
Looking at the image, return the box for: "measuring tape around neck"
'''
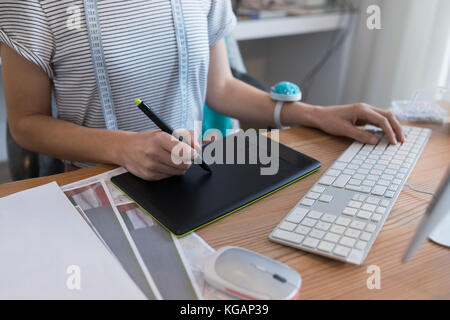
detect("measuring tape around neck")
[83,0,190,130]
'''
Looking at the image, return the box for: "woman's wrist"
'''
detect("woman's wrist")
[109,130,137,167]
[280,101,323,128]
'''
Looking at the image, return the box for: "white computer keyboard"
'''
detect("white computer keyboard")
[269,125,431,265]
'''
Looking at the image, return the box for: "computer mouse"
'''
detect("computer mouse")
[203,246,301,300]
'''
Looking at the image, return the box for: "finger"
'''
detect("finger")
[152,161,189,176]
[157,131,197,160]
[374,109,406,143]
[342,122,378,145]
[357,107,398,145]
[173,129,200,151]
[156,148,192,172]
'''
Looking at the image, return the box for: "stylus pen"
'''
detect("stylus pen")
[134,98,212,173]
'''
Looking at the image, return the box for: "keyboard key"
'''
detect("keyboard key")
[385,191,395,198]
[333,245,351,257]
[295,225,311,235]
[366,197,380,205]
[272,230,304,244]
[300,198,315,206]
[324,233,340,243]
[327,169,341,177]
[315,221,331,231]
[372,185,387,196]
[332,162,347,170]
[353,194,366,201]
[340,236,356,247]
[353,174,366,180]
[348,179,362,186]
[343,169,356,175]
[371,214,383,222]
[306,192,321,200]
[333,175,352,188]
[362,204,376,212]
[357,210,372,219]
[338,142,363,163]
[302,237,320,248]
[335,217,351,227]
[309,229,325,239]
[345,228,361,238]
[301,218,317,227]
[363,180,376,187]
[380,199,390,207]
[330,225,346,234]
[319,176,336,186]
[365,223,377,233]
[279,221,297,231]
[311,186,326,193]
[318,241,335,253]
[360,232,372,242]
[319,194,333,203]
[360,186,371,193]
[286,207,309,223]
[342,207,357,216]
[355,240,368,250]
[350,220,366,230]
[307,210,323,219]
[321,214,337,223]
[376,207,386,214]
[378,179,390,186]
[348,201,362,209]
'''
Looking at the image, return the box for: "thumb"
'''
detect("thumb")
[344,124,378,145]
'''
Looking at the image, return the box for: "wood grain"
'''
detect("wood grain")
[1,109,449,300]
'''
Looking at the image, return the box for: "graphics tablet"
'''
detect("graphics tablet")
[112,133,321,237]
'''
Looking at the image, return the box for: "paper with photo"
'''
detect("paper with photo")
[0,182,145,299]
[63,181,161,299]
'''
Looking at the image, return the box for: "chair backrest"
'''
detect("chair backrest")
[6,123,64,181]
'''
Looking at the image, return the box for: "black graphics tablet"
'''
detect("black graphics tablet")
[112,132,321,237]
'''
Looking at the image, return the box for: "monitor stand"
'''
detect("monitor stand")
[429,212,450,247]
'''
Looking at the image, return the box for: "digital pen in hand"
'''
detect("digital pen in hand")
[134,98,212,174]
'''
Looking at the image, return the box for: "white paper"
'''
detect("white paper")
[0,182,146,300]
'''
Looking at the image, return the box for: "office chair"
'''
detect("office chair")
[6,123,64,181]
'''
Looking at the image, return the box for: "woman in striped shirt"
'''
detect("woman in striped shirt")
[0,0,404,180]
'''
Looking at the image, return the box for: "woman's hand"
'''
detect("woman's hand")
[118,129,200,181]
[311,103,406,145]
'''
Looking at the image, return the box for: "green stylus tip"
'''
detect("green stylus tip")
[134,98,142,105]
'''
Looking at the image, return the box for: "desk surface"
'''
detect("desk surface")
[1,118,449,299]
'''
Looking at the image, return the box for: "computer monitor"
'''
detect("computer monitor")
[403,167,450,262]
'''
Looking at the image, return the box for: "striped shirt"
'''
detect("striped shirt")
[0,0,236,162]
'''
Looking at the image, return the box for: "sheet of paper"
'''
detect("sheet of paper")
[0,182,146,299]
[64,181,159,299]
[178,233,236,300]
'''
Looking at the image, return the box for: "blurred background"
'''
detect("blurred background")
[1,0,449,183]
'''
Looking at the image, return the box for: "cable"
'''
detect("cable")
[301,0,355,101]
[405,183,436,198]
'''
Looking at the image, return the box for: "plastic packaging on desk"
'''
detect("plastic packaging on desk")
[391,87,449,123]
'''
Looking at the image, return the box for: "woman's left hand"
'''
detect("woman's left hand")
[311,103,406,145]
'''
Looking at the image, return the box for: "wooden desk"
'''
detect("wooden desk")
[1,119,449,299]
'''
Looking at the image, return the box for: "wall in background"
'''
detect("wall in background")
[343,0,450,108]
[237,24,356,107]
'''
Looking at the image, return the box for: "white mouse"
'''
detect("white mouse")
[203,246,301,300]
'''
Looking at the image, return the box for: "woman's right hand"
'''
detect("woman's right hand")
[118,129,200,181]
